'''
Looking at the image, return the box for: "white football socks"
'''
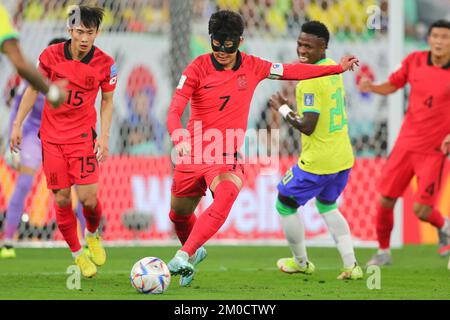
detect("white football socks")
[86,230,98,237]
[72,248,84,259]
[322,209,357,269]
[441,218,449,233]
[280,214,308,267]
[377,248,391,255]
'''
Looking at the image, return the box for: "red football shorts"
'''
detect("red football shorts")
[41,140,99,190]
[171,156,245,198]
[377,145,446,206]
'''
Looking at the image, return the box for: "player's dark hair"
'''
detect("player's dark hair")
[79,5,104,30]
[208,10,244,37]
[428,19,450,35]
[301,21,330,47]
[48,37,67,46]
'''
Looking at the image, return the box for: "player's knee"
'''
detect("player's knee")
[55,199,71,208]
[170,198,196,216]
[380,196,396,209]
[316,198,338,214]
[83,201,97,212]
[80,195,97,211]
[276,194,299,216]
[413,203,432,220]
[53,189,71,208]
[211,181,239,211]
[169,210,192,223]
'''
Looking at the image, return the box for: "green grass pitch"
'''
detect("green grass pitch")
[0,245,449,300]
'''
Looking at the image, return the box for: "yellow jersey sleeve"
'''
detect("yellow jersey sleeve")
[296,78,323,115]
[0,4,19,51]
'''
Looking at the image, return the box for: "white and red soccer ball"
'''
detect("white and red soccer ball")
[130,257,171,294]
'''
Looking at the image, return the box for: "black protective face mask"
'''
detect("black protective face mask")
[210,33,241,54]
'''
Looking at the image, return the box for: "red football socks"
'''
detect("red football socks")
[83,200,102,233]
[424,210,445,229]
[169,210,197,244]
[376,202,394,250]
[182,181,239,256]
[54,203,81,253]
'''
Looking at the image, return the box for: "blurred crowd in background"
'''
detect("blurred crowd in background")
[10,0,448,40]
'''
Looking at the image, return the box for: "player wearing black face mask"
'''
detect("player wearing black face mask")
[210,33,241,54]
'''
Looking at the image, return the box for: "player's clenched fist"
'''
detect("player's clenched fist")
[94,138,109,163]
[269,92,289,111]
[340,55,359,72]
[47,81,68,108]
[9,123,23,153]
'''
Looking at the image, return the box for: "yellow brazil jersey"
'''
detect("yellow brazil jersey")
[0,4,19,52]
[296,58,354,174]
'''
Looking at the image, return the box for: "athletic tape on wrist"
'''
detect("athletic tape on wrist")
[278,104,292,119]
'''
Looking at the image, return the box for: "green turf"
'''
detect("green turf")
[0,245,449,300]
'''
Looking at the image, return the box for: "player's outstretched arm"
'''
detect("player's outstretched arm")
[2,39,66,107]
[358,77,397,96]
[9,86,39,153]
[339,55,360,72]
[3,39,48,94]
[268,55,359,82]
[269,92,319,136]
[95,91,114,163]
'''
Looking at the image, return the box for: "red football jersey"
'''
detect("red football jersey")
[38,40,117,144]
[389,51,450,154]
[167,51,344,158]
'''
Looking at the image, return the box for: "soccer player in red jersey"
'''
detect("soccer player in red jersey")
[9,5,117,278]
[166,10,359,286]
[359,20,450,266]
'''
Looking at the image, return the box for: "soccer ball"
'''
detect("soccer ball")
[130,257,171,294]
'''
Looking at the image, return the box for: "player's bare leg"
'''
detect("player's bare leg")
[1,165,35,259]
[168,173,241,281]
[76,183,106,267]
[413,203,450,257]
[367,196,396,266]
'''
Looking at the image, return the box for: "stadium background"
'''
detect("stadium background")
[0,0,449,247]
